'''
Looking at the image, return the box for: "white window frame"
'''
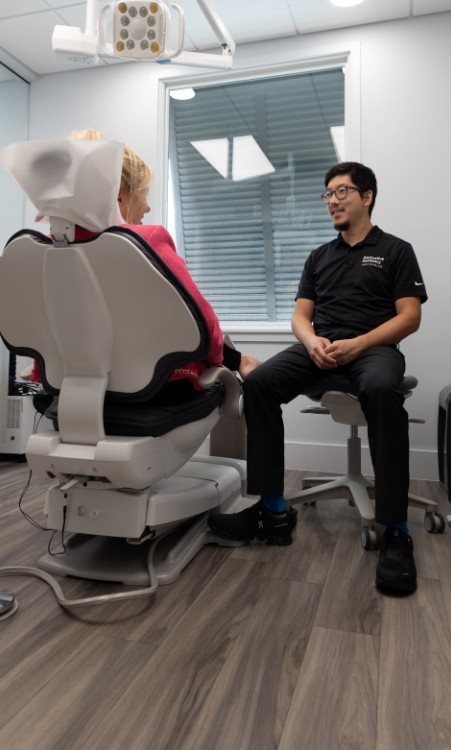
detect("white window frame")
[155,42,361,334]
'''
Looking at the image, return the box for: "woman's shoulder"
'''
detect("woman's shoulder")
[131,223,177,251]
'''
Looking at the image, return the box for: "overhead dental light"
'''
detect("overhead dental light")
[52,0,235,69]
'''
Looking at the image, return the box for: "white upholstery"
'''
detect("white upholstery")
[0,139,247,607]
[0,230,228,483]
[0,138,124,231]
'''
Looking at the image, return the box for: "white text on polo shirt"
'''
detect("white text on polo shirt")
[361,255,384,268]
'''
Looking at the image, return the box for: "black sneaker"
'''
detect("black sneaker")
[376,528,417,593]
[207,501,297,546]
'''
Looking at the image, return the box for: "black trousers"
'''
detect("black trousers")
[243,343,409,525]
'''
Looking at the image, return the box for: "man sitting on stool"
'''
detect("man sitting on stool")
[208,161,427,595]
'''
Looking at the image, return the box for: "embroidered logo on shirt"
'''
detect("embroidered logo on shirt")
[361,255,384,268]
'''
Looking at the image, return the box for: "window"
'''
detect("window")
[168,66,345,323]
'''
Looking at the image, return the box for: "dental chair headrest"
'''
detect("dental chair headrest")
[0,138,124,232]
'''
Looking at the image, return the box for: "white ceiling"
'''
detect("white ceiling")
[0,0,450,80]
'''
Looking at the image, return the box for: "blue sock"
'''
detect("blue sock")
[261,494,286,513]
[385,522,409,535]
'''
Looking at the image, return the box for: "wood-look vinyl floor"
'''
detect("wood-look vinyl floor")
[1,461,451,750]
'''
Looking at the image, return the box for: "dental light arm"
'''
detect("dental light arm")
[52,0,235,69]
[172,0,235,67]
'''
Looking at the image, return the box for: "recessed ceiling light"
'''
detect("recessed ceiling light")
[330,0,365,7]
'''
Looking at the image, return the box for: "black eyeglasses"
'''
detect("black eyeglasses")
[321,185,362,203]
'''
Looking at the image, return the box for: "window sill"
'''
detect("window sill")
[220,323,296,345]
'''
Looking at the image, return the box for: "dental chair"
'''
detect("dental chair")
[0,138,247,610]
[288,372,445,550]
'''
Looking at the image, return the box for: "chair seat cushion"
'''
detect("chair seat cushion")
[37,382,223,437]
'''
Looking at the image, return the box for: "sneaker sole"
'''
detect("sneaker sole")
[207,523,293,546]
[376,577,417,593]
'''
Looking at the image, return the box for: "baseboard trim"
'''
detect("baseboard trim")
[285,441,439,482]
[198,438,440,482]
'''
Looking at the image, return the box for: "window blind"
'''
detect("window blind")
[168,67,344,323]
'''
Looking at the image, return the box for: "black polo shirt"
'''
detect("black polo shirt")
[296,226,427,340]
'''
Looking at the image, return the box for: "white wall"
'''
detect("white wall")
[0,73,29,443]
[0,78,28,250]
[26,12,451,480]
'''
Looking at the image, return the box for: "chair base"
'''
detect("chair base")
[292,385,446,547]
[289,473,443,548]
[38,515,243,587]
[290,472,376,524]
[290,474,439,522]
[288,433,443,544]
[37,458,249,588]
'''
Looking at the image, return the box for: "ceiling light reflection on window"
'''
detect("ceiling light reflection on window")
[191,135,275,181]
[330,126,345,162]
[169,88,196,100]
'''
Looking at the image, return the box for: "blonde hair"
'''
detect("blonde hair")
[69,128,152,200]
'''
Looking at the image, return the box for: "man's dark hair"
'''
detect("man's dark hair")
[325,161,378,217]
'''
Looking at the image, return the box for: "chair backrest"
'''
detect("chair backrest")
[0,227,209,445]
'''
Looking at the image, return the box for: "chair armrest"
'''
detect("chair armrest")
[198,367,244,418]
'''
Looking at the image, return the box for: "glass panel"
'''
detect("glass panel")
[168,67,344,323]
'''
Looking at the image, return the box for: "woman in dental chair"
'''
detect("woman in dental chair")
[31,129,260,412]
[75,128,260,380]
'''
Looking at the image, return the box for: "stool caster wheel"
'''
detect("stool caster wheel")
[303,501,317,507]
[360,526,380,550]
[424,512,446,534]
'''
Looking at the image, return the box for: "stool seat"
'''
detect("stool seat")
[303,373,418,405]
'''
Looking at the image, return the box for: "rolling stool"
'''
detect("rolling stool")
[289,373,445,550]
